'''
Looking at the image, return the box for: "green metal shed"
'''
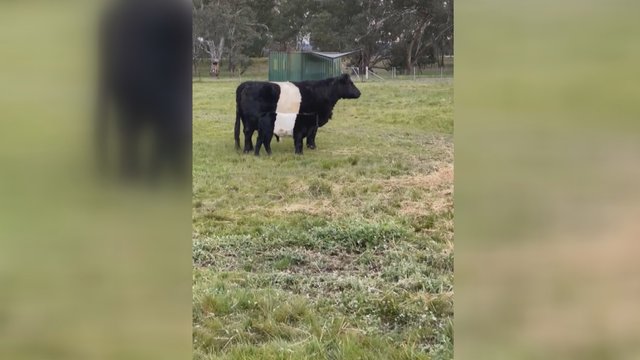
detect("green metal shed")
[268,51,358,82]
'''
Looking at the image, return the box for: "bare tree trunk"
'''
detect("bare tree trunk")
[434,37,444,68]
[359,51,371,76]
[217,37,225,62]
[406,20,428,72]
[405,40,414,73]
[193,58,198,77]
[228,51,234,73]
[202,37,224,78]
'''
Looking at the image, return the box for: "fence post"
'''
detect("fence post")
[365,66,369,81]
[413,67,416,81]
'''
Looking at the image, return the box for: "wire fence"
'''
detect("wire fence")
[348,64,453,82]
[192,58,263,80]
[192,58,454,81]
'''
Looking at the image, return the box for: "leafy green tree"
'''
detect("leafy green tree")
[269,0,317,51]
[193,0,267,75]
[389,0,453,71]
[192,0,454,75]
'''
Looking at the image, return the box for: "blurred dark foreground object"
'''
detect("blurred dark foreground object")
[0,1,193,359]
[96,0,192,184]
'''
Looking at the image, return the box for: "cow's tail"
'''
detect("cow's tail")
[234,108,241,150]
[234,84,243,151]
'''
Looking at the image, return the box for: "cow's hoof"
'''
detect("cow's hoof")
[243,150,250,154]
[307,144,316,150]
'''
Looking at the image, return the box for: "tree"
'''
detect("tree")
[191,0,454,76]
[193,0,226,76]
[244,0,276,56]
[193,0,268,76]
[269,0,317,51]
[308,0,394,71]
[200,37,224,77]
[389,0,453,71]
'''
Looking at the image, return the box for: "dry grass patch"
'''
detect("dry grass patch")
[379,162,453,191]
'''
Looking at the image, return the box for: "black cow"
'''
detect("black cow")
[95,0,191,181]
[234,74,361,155]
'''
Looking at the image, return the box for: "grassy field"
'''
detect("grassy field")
[192,78,453,359]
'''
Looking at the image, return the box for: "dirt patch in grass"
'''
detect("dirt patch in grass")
[377,162,454,219]
[379,162,453,191]
[278,202,327,215]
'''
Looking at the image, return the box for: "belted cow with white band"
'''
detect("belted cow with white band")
[234,74,361,155]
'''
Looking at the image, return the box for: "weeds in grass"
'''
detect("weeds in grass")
[310,221,409,253]
[308,179,333,197]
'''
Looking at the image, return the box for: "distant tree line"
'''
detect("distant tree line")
[193,0,453,76]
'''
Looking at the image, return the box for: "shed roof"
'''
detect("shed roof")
[307,50,360,60]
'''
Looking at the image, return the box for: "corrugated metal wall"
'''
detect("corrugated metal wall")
[268,52,302,81]
[269,52,342,81]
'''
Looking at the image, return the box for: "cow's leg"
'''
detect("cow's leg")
[293,128,304,155]
[306,125,318,149]
[264,139,273,155]
[256,113,276,155]
[243,127,254,153]
[255,113,276,156]
[254,130,264,156]
[261,113,275,155]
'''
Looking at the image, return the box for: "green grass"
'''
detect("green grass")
[193,78,453,359]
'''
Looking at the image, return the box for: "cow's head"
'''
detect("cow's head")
[334,74,361,99]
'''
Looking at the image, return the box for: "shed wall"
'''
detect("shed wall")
[269,52,342,81]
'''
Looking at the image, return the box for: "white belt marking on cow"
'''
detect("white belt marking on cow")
[272,82,301,137]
